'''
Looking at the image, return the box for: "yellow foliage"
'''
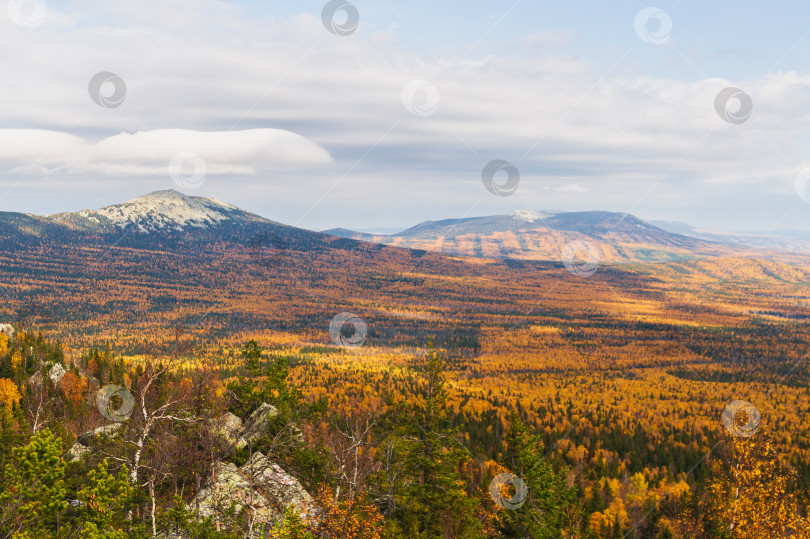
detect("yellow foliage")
[700,433,810,537]
[627,472,650,506]
[86,356,99,378]
[666,480,690,499]
[313,486,385,539]
[0,378,21,409]
[590,498,628,537]
[178,377,193,394]
[10,351,22,372]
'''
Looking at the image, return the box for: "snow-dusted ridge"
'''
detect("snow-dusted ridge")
[508,210,551,223]
[49,190,242,232]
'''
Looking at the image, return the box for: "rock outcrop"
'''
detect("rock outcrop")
[66,423,123,462]
[209,411,243,446]
[66,403,319,534]
[208,403,279,450]
[192,406,318,533]
[238,403,279,449]
[188,451,319,535]
[27,362,72,390]
[48,363,67,385]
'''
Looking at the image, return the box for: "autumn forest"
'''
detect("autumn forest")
[0,207,808,539]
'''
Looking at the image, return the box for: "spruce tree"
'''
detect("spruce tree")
[391,342,482,538]
[495,415,580,538]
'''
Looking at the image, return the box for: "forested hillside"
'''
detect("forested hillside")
[1,329,809,537]
[1,193,810,536]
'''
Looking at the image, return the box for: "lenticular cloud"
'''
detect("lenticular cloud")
[0,128,333,176]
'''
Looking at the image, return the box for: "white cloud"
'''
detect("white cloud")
[0,128,332,176]
[1,0,810,231]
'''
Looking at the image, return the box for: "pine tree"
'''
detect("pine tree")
[227,340,306,418]
[226,340,327,488]
[161,494,191,536]
[76,459,133,538]
[0,401,25,473]
[0,429,67,537]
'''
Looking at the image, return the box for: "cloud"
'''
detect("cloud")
[1,0,810,231]
[0,129,332,176]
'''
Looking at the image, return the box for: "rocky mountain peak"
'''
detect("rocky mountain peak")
[47,189,242,233]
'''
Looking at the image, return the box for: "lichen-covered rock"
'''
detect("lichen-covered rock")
[189,461,283,527]
[67,423,124,462]
[209,412,243,447]
[187,451,319,536]
[66,443,92,462]
[28,362,69,389]
[27,370,43,389]
[242,452,320,524]
[238,403,279,448]
[48,363,67,385]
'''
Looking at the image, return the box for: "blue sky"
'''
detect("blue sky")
[231,0,810,81]
[3,0,810,233]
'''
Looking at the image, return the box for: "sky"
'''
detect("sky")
[3,0,810,233]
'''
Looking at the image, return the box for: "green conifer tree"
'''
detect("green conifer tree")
[495,415,581,538]
[0,429,67,537]
[76,459,133,538]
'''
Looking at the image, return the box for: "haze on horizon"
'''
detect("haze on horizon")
[3,0,810,234]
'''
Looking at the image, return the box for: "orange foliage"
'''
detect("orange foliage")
[313,487,385,539]
[60,370,88,408]
[86,356,99,378]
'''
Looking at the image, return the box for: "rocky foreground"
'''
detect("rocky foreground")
[67,403,319,536]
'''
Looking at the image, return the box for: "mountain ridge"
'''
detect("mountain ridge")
[322,209,748,263]
[44,189,265,233]
[4,190,809,265]
[2,189,810,347]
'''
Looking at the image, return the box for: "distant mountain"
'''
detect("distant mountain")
[0,189,370,259]
[46,190,260,233]
[3,191,810,346]
[323,210,763,263]
[4,191,808,268]
[0,190,499,347]
[651,220,810,253]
